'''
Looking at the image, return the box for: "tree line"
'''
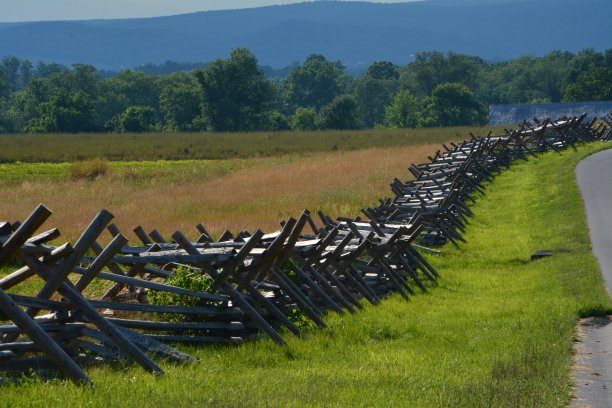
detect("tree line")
[0,48,610,134]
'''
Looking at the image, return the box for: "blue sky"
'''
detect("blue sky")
[0,1,420,22]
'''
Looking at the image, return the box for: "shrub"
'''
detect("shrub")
[291,107,318,131]
[281,259,313,329]
[385,90,422,128]
[149,266,214,322]
[265,111,291,131]
[70,158,109,180]
[319,95,361,130]
[108,106,158,133]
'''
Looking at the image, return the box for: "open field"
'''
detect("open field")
[1,142,610,406]
[0,144,444,243]
[0,126,507,163]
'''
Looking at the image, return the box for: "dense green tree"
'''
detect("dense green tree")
[95,91,131,130]
[35,62,69,78]
[385,90,421,128]
[18,60,33,90]
[105,70,160,110]
[402,51,485,98]
[12,79,52,123]
[265,111,290,131]
[0,70,9,99]
[605,49,612,70]
[0,97,25,133]
[566,48,606,83]
[354,77,394,127]
[365,61,400,81]
[0,110,23,133]
[534,51,575,102]
[95,70,160,128]
[0,47,610,134]
[284,55,348,112]
[13,65,103,130]
[1,57,34,91]
[486,57,545,104]
[113,106,158,132]
[485,51,574,104]
[564,67,612,101]
[26,91,97,132]
[195,48,275,131]
[1,56,20,91]
[40,64,102,98]
[426,83,486,127]
[160,81,202,131]
[290,107,318,131]
[354,66,399,127]
[319,95,360,130]
[68,64,102,97]
[562,48,612,101]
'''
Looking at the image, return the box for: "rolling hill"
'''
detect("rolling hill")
[0,0,610,70]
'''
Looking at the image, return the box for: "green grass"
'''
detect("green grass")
[0,156,301,184]
[0,126,506,163]
[1,143,611,407]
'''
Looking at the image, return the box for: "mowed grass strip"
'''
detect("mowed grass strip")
[1,144,610,407]
[0,125,506,163]
[0,145,440,242]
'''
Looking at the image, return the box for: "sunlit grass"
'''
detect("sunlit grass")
[0,143,610,406]
[0,145,439,242]
[0,125,506,163]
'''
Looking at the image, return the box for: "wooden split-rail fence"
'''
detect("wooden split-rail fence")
[0,114,609,385]
[599,113,612,141]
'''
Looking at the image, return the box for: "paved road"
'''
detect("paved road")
[577,148,612,291]
[574,148,612,407]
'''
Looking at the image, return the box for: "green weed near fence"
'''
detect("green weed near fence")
[1,143,611,407]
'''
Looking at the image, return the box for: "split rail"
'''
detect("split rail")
[0,114,609,384]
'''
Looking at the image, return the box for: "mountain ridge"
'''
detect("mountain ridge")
[0,0,609,69]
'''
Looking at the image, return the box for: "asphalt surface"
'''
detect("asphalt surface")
[577,148,612,291]
[574,148,612,408]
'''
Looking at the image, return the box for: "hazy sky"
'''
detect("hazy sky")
[0,1,420,22]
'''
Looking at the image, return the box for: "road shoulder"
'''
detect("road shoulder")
[573,316,612,408]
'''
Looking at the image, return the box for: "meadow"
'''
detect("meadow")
[0,127,610,406]
[1,126,507,242]
[0,145,444,243]
[0,126,506,163]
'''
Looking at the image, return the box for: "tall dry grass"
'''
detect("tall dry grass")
[0,125,505,163]
[70,158,109,180]
[0,145,437,243]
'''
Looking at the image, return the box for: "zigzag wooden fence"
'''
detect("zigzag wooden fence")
[0,114,609,385]
[600,114,612,141]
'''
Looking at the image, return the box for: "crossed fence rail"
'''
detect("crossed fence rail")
[0,114,609,385]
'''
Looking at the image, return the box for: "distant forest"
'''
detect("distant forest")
[0,48,610,134]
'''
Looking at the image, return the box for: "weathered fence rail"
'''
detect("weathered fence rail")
[0,114,609,385]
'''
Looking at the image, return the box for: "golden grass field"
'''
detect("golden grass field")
[0,144,440,243]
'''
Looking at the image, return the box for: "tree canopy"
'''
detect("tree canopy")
[26,91,97,133]
[385,90,421,128]
[319,95,361,130]
[283,54,348,112]
[427,83,486,127]
[195,48,275,131]
[0,48,609,134]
